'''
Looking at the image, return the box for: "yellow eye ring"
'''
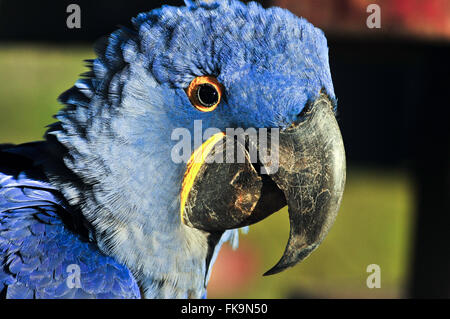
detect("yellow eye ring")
[185,75,223,112]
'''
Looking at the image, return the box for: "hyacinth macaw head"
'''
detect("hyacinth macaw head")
[48,0,345,295]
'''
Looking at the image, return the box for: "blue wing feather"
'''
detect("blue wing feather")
[0,143,141,299]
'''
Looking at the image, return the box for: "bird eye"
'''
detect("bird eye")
[185,76,223,112]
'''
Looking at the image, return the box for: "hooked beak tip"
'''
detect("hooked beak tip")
[262,244,318,276]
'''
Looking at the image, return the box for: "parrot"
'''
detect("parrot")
[0,0,345,299]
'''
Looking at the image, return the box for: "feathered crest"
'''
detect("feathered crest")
[184,0,225,9]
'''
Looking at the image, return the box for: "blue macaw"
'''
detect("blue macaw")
[0,0,345,298]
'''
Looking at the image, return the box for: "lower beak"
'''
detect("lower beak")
[181,94,346,275]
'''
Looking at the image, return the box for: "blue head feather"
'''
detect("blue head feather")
[44,0,335,297]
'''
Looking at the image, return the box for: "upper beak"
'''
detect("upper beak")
[181,94,346,275]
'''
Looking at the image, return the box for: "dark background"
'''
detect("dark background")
[0,0,449,298]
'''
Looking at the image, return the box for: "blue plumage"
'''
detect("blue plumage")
[0,0,335,298]
[0,144,140,298]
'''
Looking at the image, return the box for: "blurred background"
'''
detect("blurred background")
[0,0,449,298]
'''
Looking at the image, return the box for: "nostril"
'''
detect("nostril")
[285,101,314,131]
[289,93,334,130]
[297,102,312,119]
[293,100,313,123]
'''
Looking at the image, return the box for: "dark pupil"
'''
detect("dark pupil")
[197,84,219,107]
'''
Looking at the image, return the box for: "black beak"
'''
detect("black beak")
[181,94,346,275]
[260,95,346,275]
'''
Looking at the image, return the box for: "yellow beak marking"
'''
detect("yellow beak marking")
[180,132,225,223]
